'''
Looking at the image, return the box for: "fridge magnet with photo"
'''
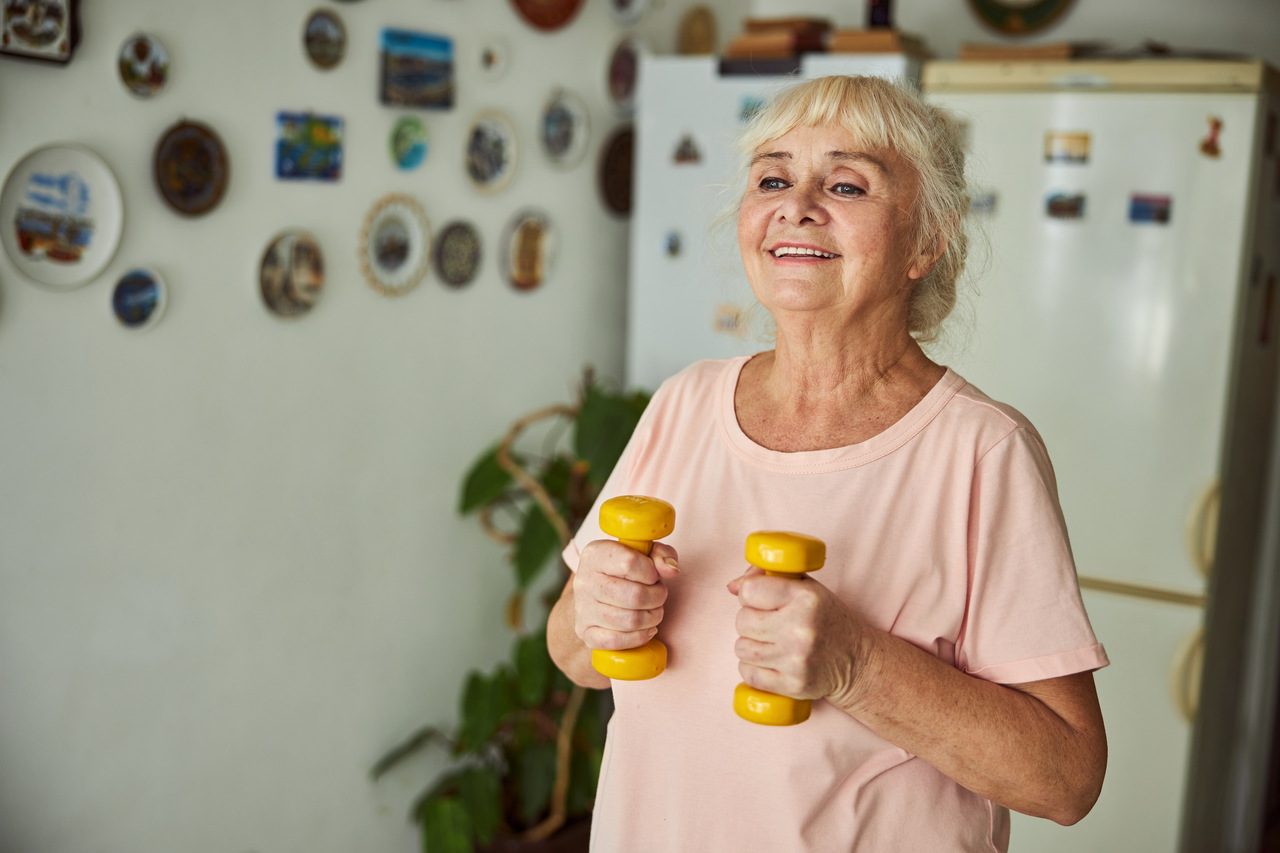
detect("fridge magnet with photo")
[154,120,229,217]
[1199,116,1222,158]
[118,33,169,98]
[610,0,650,27]
[1128,193,1171,225]
[503,209,554,292]
[739,95,765,123]
[465,111,517,193]
[275,112,343,182]
[511,0,584,32]
[1,0,79,64]
[541,89,589,168]
[112,267,167,330]
[433,220,482,288]
[598,124,634,217]
[672,134,701,165]
[390,116,427,170]
[380,28,454,109]
[359,193,430,297]
[664,230,681,258]
[260,230,324,317]
[0,143,123,290]
[1044,131,1089,164]
[969,190,997,217]
[677,6,716,55]
[1045,192,1084,220]
[478,38,509,80]
[607,37,641,112]
[713,304,747,338]
[304,8,346,70]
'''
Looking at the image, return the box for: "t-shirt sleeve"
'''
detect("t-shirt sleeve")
[560,381,665,573]
[954,426,1109,684]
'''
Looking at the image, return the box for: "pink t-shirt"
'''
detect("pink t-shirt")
[562,356,1108,852]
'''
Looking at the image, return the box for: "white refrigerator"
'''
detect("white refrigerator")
[628,56,1280,850]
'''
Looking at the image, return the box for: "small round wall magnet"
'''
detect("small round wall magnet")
[390,116,427,170]
[477,39,509,81]
[260,230,325,317]
[541,89,589,168]
[112,267,167,329]
[153,119,230,217]
[304,8,347,70]
[503,209,555,292]
[610,0,651,26]
[607,37,642,112]
[118,33,170,98]
[433,220,482,288]
[359,193,431,296]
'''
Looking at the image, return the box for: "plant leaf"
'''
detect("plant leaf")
[538,454,573,501]
[459,446,521,515]
[513,632,551,708]
[515,741,557,827]
[513,505,560,590]
[458,671,508,753]
[421,796,473,853]
[458,766,502,846]
[567,742,604,815]
[574,386,650,488]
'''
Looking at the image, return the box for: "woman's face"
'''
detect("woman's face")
[737,123,926,328]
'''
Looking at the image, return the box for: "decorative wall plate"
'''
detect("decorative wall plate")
[503,209,554,292]
[390,116,427,170]
[607,37,641,111]
[465,111,517,192]
[598,124,634,217]
[1,0,79,63]
[304,8,346,70]
[541,89,589,168]
[0,143,123,290]
[677,6,716,55]
[510,0,584,32]
[260,230,325,316]
[609,0,650,26]
[433,220,482,288]
[153,120,229,217]
[358,193,430,296]
[112,267,167,329]
[118,33,169,97]
[967,0,1074,35]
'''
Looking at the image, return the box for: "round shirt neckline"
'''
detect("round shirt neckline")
[717,353,965,473]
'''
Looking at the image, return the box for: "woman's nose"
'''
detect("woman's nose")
[777,182,828,225]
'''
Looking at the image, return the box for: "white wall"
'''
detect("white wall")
[0,1,744,851]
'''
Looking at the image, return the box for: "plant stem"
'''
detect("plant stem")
[521,684,587,842]
[495,404,576,548]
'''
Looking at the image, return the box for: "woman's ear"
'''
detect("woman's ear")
[908,233,948,282]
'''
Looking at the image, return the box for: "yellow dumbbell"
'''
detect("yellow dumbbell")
[591,495,677,681]
[733,530,826,726]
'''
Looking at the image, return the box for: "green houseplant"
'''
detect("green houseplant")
[372,371,650,852]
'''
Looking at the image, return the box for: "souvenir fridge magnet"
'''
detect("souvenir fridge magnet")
[672,134,701,165]
[304,8,345,70]
[599,124,634,217]
[118,33,169,97]
[478,38,509,80]
[153,120,229,217]
[969,190,997,217]
[1200,116,1223,158]
[359,193,430,297]
[112,267,167,330]
[664,230,681,257]
[1044,131,1089,164]
[1129,193,1171,224]
[276,112,343,182]
[380,29,454,109]
[433,220,482,288]
[541,89,589,168]
[607,37,641,112]
[1,0,79,64]
[503,209,554,292]
[739,95,765,123]
[677,6,716,55]
[713,304,747,338]
[465,111,517,193]
[511,0,584,32]
[1045,192,1084,220]
[610,0,650,27]
[390,116,427,170]
[260,230,324,317]
[0,143,123,290]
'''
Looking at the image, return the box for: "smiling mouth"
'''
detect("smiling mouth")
[769,246,840,259]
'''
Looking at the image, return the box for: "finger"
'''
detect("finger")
[733,635,776,666]
[734,605,774,641]
[583,540,662,584]
[581,625,659,651]
[649,542,681,579]
[737,573,807,610]
[587,602,664,634]
[586,572,669,611]
[738,661,788,695]
[725,566,763,596]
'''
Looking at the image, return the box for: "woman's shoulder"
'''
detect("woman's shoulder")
[938,371,1048,455]
[648,356,749,407]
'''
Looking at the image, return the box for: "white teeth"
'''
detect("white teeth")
[772,246,836,259]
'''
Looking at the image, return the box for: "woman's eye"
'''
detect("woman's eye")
[759,177,788,190]
[831,183,865,196]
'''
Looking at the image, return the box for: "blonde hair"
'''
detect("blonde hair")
[734,75,970,342]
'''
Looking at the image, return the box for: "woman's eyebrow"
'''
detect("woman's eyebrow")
[749,150,888,176]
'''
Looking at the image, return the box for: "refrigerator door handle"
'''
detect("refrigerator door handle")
[1186,480,1220,579]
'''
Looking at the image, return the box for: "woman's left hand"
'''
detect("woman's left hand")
[727,567,873,704]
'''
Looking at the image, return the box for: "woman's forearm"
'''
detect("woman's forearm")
[830,629,1106,825]
[548,579,611,690]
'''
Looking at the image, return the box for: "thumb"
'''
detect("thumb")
[650,542,681,580]
[726,566,763,596]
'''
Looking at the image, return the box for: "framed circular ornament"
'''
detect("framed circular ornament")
[503,209,555,292]
[118,33,170,97]
[465,111,517,193]
[433,220,482,288]
[609,0,650,26]
[598,124,634,217]
[359,194,430,296]
[541,89,589,168]
[510,0,584,32]
[677,6,716,55]
[303,8,346,69]
[260,230,325,316]
[967,0,1074,35]
[112,267,167,329]
[0,143,124,291]
[607,37,642,111]
[390,116,427,170]
[153,120,230,217]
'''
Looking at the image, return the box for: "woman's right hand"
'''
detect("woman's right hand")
[573,540,680,651]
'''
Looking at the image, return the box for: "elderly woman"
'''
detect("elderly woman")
[547,75,1108,851]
